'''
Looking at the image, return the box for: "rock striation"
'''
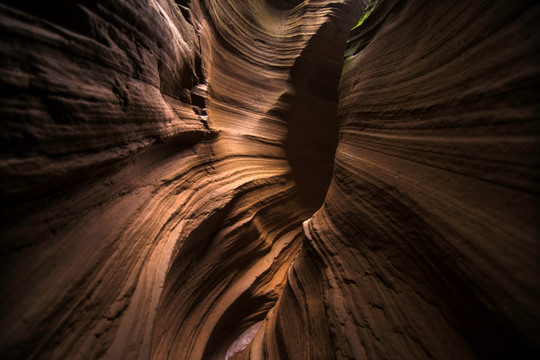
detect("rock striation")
[264,1,540,358]
[0,0,539,359]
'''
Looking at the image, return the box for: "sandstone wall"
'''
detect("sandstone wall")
[0,0,538,359]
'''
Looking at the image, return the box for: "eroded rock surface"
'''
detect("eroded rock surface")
[0,0,538,359]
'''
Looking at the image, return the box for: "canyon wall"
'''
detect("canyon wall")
[0,0,538,359]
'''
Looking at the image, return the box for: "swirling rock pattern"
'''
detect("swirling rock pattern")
[256,1,540,359]
[0,0,538,359]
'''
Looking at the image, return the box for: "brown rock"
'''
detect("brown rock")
[0,0,538,359]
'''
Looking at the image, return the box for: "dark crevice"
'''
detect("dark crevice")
[345,0,402,58]
[283,18,357,211]
[174,0,192,24]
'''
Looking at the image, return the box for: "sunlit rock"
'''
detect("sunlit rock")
[0,0,538,359]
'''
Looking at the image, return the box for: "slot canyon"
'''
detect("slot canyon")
[0,0,539,359]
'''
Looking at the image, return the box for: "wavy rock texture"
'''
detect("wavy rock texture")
[0,0,539,359]
[255,1,540,359]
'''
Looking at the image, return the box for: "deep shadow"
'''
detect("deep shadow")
[282,20,351,210]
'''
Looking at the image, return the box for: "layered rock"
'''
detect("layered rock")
[0,0,361,358]
[249,1,540,358]
[0,0,539,359]
[152,1,363,358]
[0,1,207,358]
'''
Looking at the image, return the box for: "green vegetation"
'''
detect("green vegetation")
[351,0,377,30]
